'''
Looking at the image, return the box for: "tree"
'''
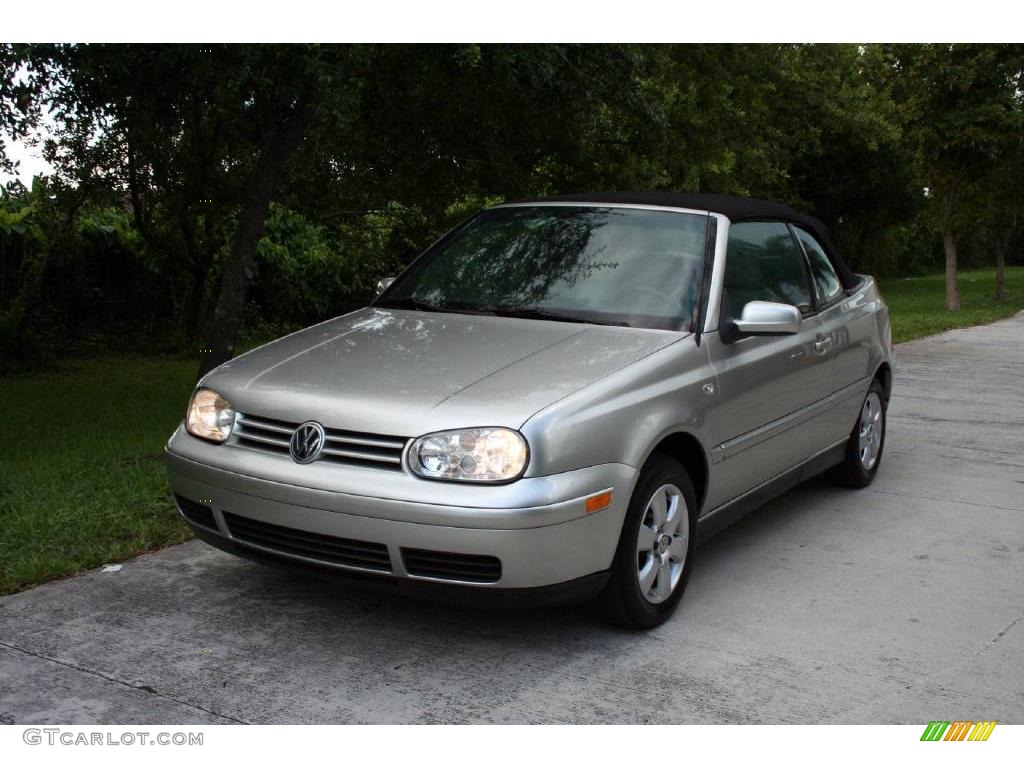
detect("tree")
[5,43,1024,370]
[0,45,45,181]
[770,45,922,271]
[0,181,48,355]
[886,44,1020,311]
[985,50,1024,302]
[976,138,1024,303]
[15,45,369,376]
[10,44,662,375]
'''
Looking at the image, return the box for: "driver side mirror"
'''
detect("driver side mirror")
[732,300,801,336]
[376,277,396,295]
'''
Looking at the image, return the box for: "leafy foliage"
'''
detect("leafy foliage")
[0,43,1022,369]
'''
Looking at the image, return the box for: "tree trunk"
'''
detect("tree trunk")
[181,265,208,343]
[943,229,960,312]
[197,102,313,380]
[941,186,960,313]
[995,234,1007,303]
[994,216,1015,304]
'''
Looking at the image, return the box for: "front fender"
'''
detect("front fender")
[520,339,713,477]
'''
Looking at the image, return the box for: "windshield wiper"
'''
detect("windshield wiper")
[380,300,502,319]
[484,305,630,327]
[378,298,628,327]
[375,297,446,313]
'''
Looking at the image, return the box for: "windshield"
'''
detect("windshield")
[376,206,711,330]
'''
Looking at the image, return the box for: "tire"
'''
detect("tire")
[826,378,887,488]
[600,454,698,629]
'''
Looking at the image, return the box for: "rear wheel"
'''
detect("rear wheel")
[826,379,887,488]
[600,455,697,629]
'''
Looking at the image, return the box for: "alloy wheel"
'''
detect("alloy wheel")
[858,391,884,470]
[636,483,689,605]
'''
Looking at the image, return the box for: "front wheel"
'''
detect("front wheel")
[600,455,697,629]
[826,379,887,488]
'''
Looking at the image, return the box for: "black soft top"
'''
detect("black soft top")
[505,191,859,290]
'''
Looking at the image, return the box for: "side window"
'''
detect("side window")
[723,222,813,319]
[794,227,843,306]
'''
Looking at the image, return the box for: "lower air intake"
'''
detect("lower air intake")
[402,548,502,583]
[222,512,392,572]
[174,494,217,530]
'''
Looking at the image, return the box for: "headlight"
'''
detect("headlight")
[186,388,235,443]
[408,427,528,482]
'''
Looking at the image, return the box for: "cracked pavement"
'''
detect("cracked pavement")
[1,313,1022,724]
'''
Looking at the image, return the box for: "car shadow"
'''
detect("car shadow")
[222,472,846,642]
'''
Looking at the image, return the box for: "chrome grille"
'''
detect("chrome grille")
[233,413,408,470]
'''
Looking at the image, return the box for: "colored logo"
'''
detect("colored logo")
[920,721,997,741]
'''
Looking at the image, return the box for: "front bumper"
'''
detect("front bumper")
[165,433,635,593]
[186,524,612,608]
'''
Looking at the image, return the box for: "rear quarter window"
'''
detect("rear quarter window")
[793,227,843,307]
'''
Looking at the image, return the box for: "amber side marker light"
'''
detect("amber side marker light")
[585,490,613,513]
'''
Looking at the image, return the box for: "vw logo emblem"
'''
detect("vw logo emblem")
[289,421,325,464]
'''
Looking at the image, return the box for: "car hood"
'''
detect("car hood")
[201,308,684,437]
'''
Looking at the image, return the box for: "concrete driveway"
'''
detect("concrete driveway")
[2,314,1022,724]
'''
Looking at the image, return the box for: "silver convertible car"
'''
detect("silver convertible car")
[166,192,893,628]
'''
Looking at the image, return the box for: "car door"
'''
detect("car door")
[701,221,836,511]
[792,224,874,443]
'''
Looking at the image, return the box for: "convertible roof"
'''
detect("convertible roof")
[504,191,859,289]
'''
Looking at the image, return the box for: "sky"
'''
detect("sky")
[1,132,54,186]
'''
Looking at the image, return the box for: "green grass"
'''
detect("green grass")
[1,266,1021,595]
[0,356,197,594]
[880,266,1024,343]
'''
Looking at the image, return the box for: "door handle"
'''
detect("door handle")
[814,336,833,354]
